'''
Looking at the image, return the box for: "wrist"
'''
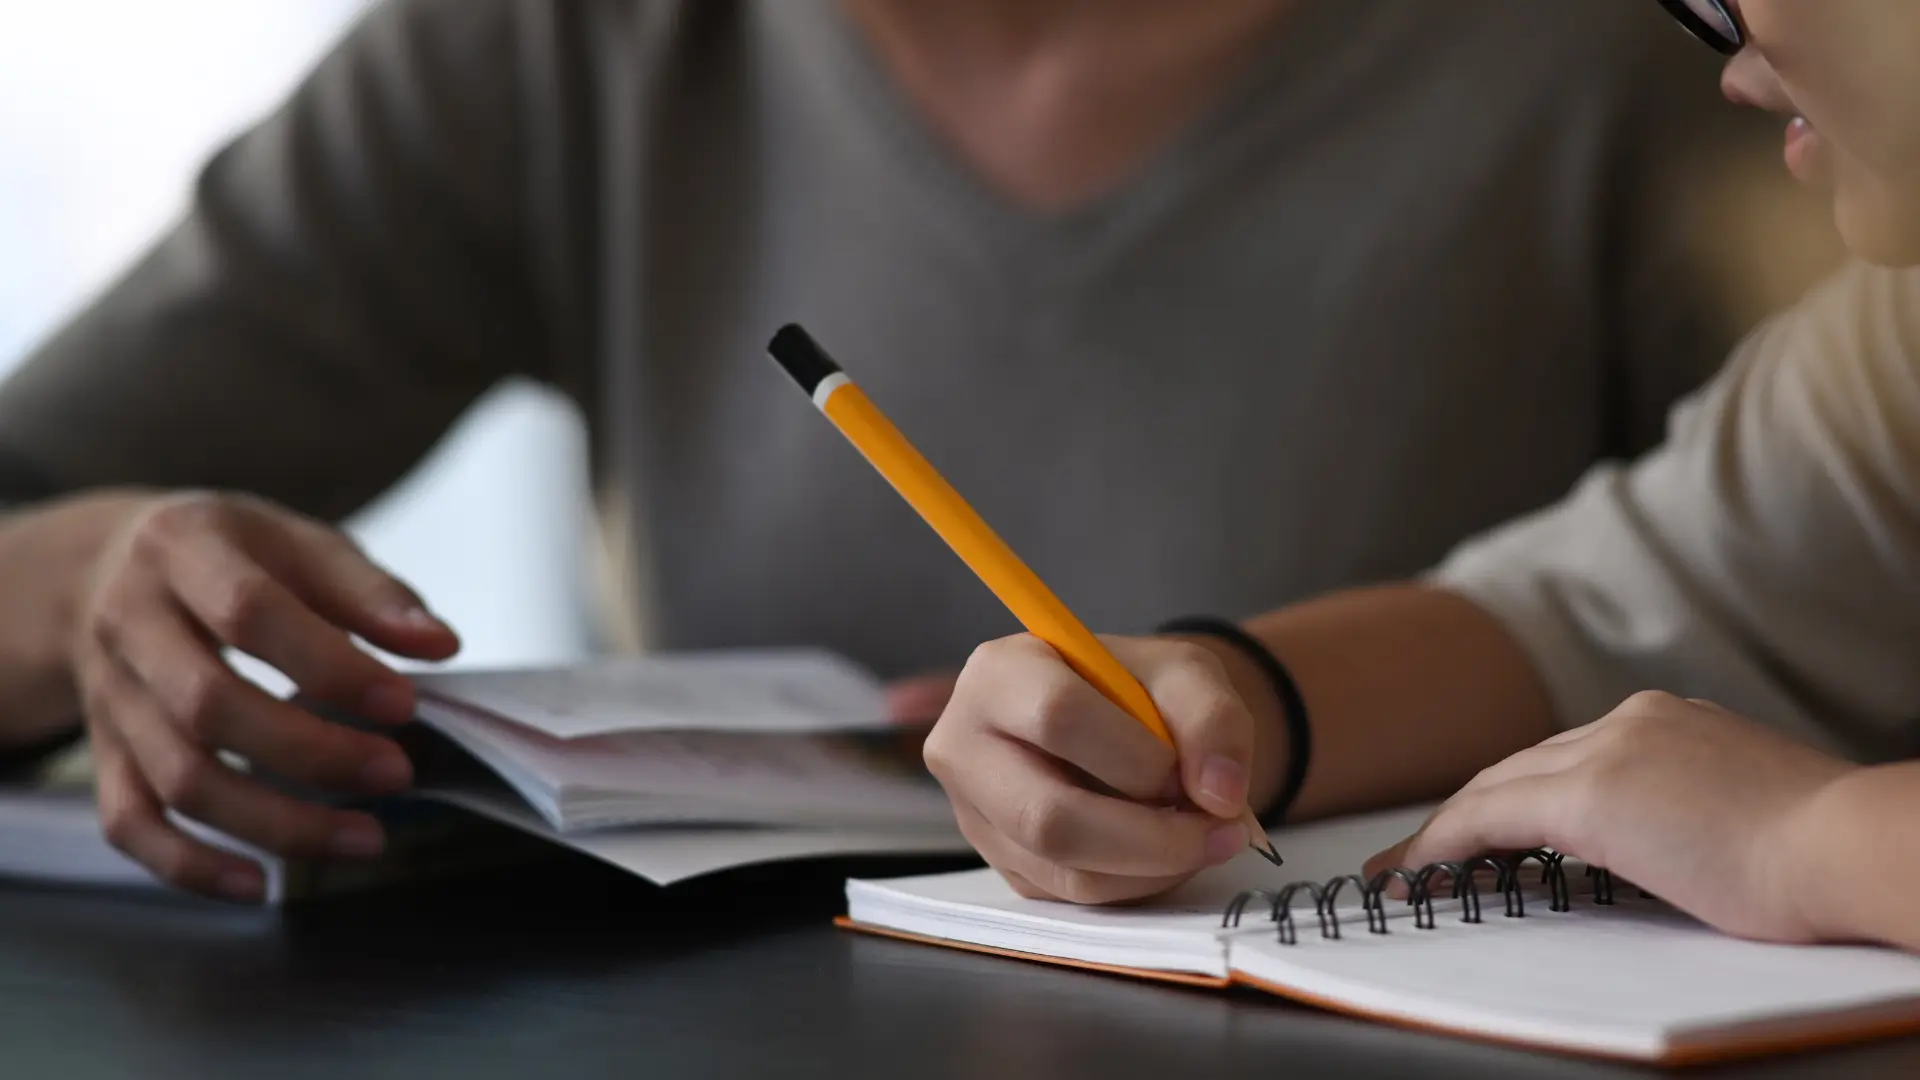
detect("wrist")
[0,491,157,734]
[1773,762,1891,944]
[1156,616,1309,824]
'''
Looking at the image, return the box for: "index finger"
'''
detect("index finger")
[1391,775,1570,872]
[270,513,459,661]
[161,532,415,723]
[961,734,1241,878]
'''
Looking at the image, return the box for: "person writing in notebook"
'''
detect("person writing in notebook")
[929,0,1920,953]
[0,3,1808,901]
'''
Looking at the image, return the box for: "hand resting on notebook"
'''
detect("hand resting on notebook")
[1364,691,1920,950]
[922,633,1281,904]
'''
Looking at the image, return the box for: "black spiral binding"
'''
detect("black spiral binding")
[1587,864,1614,906]
[1221,849,1640,945]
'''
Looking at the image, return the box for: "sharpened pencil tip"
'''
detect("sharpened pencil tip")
[1239,809,1282,866]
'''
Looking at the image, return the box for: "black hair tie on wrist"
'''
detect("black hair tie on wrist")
[1155,616,1312,827]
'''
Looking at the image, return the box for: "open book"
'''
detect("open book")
[843,804,1920,1066]
[409,649,956,832]
[0,650,968,901]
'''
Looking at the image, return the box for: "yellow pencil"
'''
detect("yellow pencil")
[767,324,1280,866]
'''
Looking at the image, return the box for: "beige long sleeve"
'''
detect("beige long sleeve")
[1434,262,1920,761]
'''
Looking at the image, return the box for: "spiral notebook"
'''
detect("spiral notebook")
[841,803,1920,1066]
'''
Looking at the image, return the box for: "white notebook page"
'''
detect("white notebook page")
[1229,895,1920,1060]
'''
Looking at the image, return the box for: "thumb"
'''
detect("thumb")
[1125,638,1256,820]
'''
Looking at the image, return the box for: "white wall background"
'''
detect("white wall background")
[0,1,594,670]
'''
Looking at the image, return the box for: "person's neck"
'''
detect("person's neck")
[839,0,1300,212]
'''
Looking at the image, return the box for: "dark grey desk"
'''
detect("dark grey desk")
[0,852,1915,1079]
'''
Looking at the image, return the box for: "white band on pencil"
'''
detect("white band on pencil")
[811,372,852,411]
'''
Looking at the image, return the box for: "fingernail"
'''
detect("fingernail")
[360,753,412,792]
[1198,756,1248,809]
[1205,825,1243,865]
[220,870,265,903]
[387,605,445,632]
[330,820,386,859]
[360,683,413,722]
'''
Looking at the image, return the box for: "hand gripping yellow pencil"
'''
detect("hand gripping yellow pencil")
[767,324,1281,866]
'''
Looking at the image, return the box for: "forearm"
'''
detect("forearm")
[0,491,152,745]
[1196,584,1560,822]
[1786,761,1920,952]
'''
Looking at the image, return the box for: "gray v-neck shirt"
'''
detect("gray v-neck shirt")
[0,0,1817,677]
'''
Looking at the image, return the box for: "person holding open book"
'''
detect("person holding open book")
[0,3,1808,901]
[928,0,1920,954]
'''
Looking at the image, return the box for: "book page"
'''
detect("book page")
[416,697,954,830]
[412,649,887,739]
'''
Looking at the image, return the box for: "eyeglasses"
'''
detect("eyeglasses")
[1656,0,1745,55]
